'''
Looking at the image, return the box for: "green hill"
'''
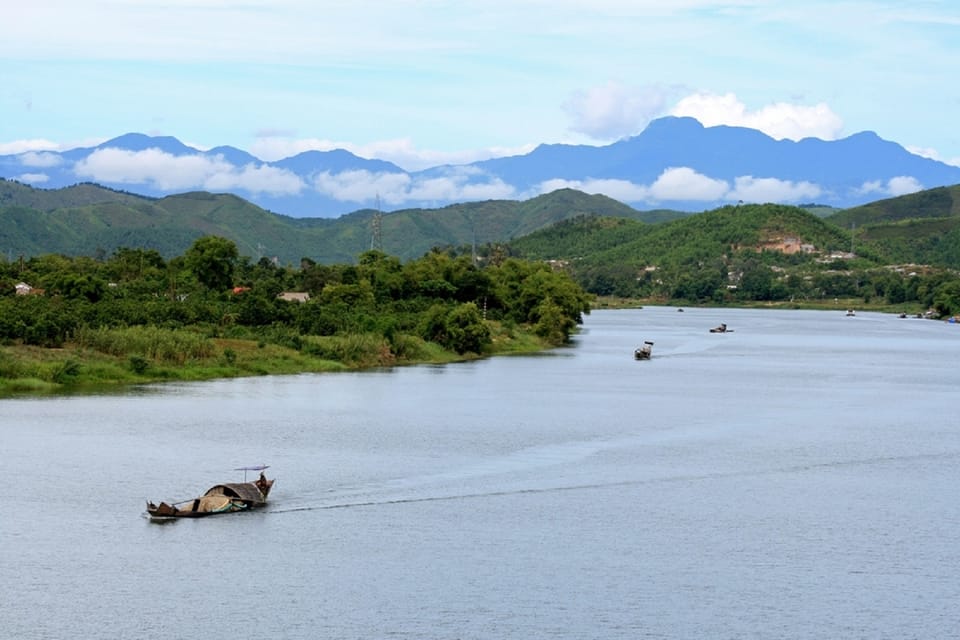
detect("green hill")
[0,180,649,263]
[826,185,960,267]
[507,203,889,299]
[5,176,960,282]
[514,203,855,264]
[828,186,960,226]
[0,179,150,210]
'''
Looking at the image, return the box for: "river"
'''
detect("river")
[3,306,958,639]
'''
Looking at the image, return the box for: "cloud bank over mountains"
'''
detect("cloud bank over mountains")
[3,116,958,218]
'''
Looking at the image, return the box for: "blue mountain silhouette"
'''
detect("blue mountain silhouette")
[2,117,958,217]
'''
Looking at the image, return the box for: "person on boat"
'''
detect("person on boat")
[256,471,269,492]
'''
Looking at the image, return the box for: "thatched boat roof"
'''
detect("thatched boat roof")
[204,482,265,503]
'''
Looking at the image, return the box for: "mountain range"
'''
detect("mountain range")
[4,117,960,218]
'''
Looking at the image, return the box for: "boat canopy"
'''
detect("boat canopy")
[204,483,266,502]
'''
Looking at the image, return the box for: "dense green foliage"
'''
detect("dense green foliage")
[4,177,960,326]
[506,203,960,315]
[825,187,960,268]
[0,238,592,373]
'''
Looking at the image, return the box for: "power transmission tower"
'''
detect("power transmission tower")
[370,194,383,251]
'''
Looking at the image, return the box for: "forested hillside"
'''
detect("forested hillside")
[825,186,960,267]
[505,203,960,313]
[0,180,653,263]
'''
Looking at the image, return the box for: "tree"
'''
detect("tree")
[419,302,491,354]
[932,280,960,317]
[533,297,573,345]
[183,236,239,291]
[443,302,491,354]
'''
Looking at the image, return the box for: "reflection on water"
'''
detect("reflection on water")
[3,307,959,639]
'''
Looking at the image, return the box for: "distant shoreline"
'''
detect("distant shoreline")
[591,296,929,315]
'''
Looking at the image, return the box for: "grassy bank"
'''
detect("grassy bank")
[0,322,553,397]
[3,299,935,397]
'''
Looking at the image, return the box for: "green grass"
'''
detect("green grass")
[0,322,558,397]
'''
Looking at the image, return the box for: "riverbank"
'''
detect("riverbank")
[1,300,943,397]
[0,322,552,397]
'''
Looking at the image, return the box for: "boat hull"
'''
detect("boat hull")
[634,341,654,360]
[147,475,274,520]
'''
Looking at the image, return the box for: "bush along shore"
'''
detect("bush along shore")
[0,239,592,396]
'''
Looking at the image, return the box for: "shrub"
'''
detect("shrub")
[129,355,149,374]
[51,359,81,384]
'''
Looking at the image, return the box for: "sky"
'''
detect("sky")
[3,0,960,199]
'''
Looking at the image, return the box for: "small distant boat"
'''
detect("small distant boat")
[709,323,732,333]
[634,341,654,360]
[146,465,274,520]
[846,309,856,316]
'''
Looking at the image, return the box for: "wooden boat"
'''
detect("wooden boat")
[634,341,654,360]
[146,466,274,520]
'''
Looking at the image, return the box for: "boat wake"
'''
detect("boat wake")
[265,450,960,515]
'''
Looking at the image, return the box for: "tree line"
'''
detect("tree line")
[0,236,593,357]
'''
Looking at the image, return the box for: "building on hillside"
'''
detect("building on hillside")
[15,282,44,296]
[277,291,310,303]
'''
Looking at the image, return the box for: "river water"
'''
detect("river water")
[2,307,958,639]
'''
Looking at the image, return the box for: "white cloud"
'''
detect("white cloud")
[536,178,650,202]
[729,176,822,203]
[203,163,304,195]
[16,173,50,184]
[857,176,924,198]
[537,167,824,206]
[18,151,63,167]
[671,92,845,141]
[75,148,230,190]
[886,176,924,196]
[561,86,847,146]
[564,82,673,140]
[649,167,729,201]
[446,178,516,202]
[312,170,412,204]
[857,180,884,196]
[0,139,62,155]
[401,168,516,203]
[1,137,106,155]
[311,168,515,206]
[73,147,304,195]
[536,169,732,203]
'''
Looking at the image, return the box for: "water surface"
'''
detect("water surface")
[3,307,958,638]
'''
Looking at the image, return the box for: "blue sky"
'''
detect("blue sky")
[3,0,960,204]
